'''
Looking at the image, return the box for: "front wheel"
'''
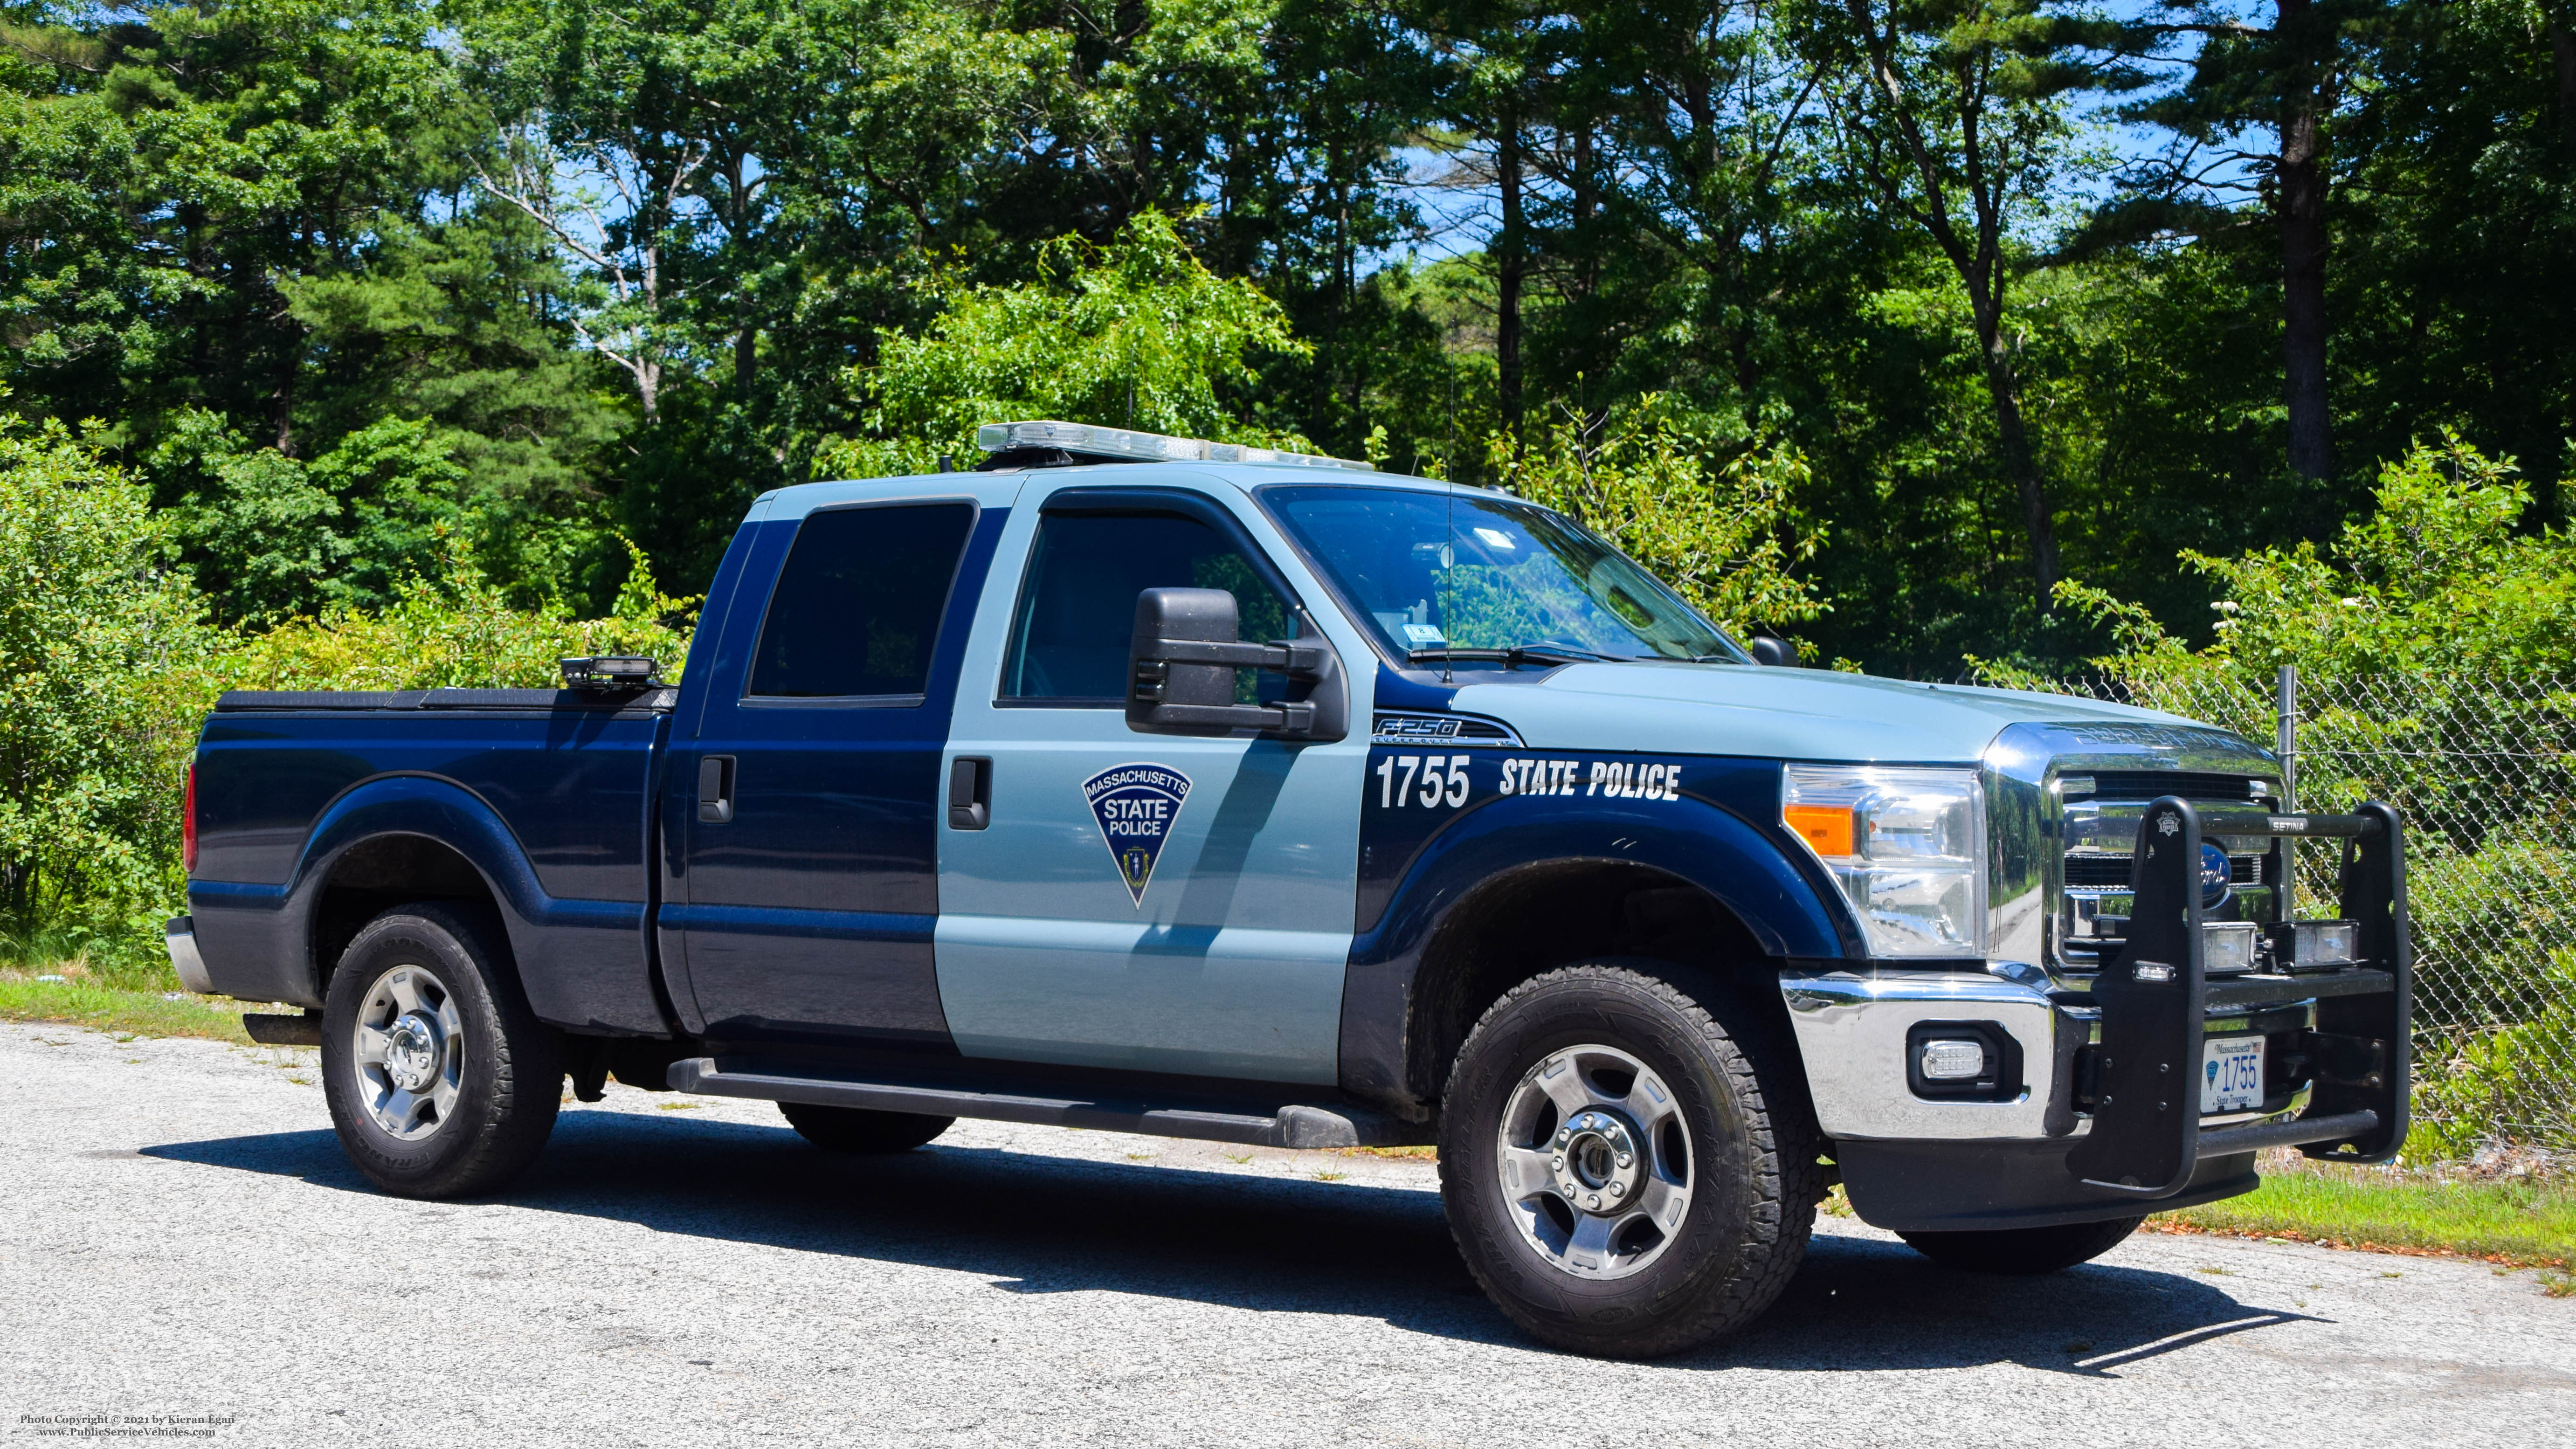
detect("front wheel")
[1438,962,1819,1359]
[1898,1216,2145,1274]
[320,904,564,1199]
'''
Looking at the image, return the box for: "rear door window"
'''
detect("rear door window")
[748,502,977,698]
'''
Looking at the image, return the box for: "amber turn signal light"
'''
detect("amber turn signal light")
[1783,803,1855,858]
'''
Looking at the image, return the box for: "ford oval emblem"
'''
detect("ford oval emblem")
[2197,841,2233,906]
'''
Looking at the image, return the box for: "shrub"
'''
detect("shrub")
[1,401,696,982]
[0,411,222,975]
[233,536,695,690]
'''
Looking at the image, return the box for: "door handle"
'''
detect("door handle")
[698,755,735,823]
[948,756,990,830]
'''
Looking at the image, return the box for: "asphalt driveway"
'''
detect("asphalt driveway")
[2,1019,2569,1447]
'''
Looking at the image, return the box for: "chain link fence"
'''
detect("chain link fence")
[2025,669,2576,1159]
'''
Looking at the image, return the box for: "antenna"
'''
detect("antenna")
[1443,465,1457,688]
[1444,359,1458,685]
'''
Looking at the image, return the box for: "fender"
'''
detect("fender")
[1335,748,1864,1109]
[187,774,665,1034]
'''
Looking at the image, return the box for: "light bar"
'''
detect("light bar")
[560,656,660,690]
[974,420,1374,472]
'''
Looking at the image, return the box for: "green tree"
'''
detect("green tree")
[1490,400,1829,640]
[2042,433,2572,682]
[1799,0,2100,609]
[2093,0,2387,485]
[817,210,1311,475]
[0,0,628,610]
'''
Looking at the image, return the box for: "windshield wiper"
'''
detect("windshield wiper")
[1406,645,1613,668]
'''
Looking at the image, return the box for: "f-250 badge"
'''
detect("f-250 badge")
[1083,764,1193,905]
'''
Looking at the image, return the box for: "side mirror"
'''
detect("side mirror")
[1127,587,1347,741]
[1747,637,1799,668]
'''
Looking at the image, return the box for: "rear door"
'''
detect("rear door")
[664,479,1015,1045]
[933,477,1374,1086]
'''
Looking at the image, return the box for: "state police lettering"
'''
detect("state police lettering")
[1082,764,1193,905]
[1495,759,1682,801]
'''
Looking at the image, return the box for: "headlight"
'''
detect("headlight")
[1782,765,1987,958]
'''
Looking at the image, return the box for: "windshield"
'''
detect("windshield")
[1260,485,1745,666]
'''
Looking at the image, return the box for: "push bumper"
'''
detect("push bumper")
[1784,799,2410,1232]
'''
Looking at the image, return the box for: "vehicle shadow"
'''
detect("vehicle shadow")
[145,1108,2317,1375]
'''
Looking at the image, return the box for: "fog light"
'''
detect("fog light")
[2288,919,2359,968]
[2202,921,2259,975]
[1918,1038,1988,1081]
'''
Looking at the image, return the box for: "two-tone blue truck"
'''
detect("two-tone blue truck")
[168,419,2412,1358]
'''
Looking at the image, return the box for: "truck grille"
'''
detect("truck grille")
[2054,770,2279,971]
[2066,770,2274,802]
[2064,854,2262,890]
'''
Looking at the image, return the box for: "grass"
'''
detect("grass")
[0,967,266,1045]
[2151,1149,2576,1269]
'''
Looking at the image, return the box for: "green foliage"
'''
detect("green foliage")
[0,0,632,612]
[1488,402,1829,642]
[0,393,691,972]
[816,211,1312,477]
[2031,434,2575,686]
[2414,970,2576,1160]
[235,538,696,692]
[0,408,218,967]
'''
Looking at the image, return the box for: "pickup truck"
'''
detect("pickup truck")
[169,419,2412,1359]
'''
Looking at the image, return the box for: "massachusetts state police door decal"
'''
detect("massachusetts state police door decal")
[1082,764,1194,905]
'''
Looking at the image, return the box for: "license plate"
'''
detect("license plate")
[2202,1035,2266,1113]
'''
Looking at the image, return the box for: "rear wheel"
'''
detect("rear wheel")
[1438,962,1818,1359]
[779,1102,953,1153]
[1898,1216,2145,1274]
[320,903,563,1199]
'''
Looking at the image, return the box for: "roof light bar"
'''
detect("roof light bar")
[974,420,1374,472]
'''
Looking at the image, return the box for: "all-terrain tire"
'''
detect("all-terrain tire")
[1897,1216,2146,1274]
[1437,961,1820,1359]
[320,903,564,1199]
[778,1102,954,1153]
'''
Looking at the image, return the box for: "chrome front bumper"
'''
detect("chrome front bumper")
[164,915,215,995]
[1782,964,2071,1140]
[1780,961,2324,1143]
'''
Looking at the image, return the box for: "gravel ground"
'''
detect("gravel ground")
[3,1018,2572,1448]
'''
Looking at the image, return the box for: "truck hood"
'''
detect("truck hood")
[1450,661,2231,765]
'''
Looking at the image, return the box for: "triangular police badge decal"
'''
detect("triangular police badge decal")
[1081,763,1193,906]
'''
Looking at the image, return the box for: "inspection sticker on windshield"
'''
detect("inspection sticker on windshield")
[1083,764,1193,906]
[2202,1035,2265,1114]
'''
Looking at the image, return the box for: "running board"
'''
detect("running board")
[667,1057,1402,1150]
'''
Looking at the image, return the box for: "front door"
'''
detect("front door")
[934,482,1372,1086]
[670,487,1006,1044]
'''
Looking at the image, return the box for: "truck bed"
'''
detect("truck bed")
[188,687,677,1032]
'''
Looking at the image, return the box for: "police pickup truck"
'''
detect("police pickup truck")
[169,419,2411,1359]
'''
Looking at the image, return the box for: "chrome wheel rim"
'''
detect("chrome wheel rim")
[351,963,463,1141]
[1495,1044,1692,1280]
